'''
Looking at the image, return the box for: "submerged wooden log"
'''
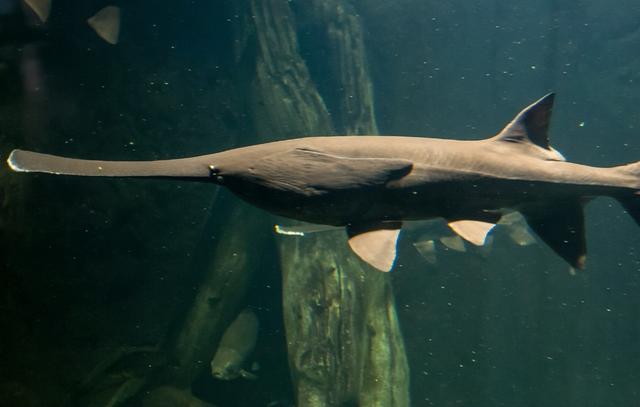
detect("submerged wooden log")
[165,201,267,387]
[300,0,379,134]
[241,0,411,405]
[233,0,334,140]
[279,231,410,406]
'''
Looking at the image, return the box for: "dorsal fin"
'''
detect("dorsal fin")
[492,93,555,150]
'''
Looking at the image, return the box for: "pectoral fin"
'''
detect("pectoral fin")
[521,201,587,269]
[448,220,496,246]
[274,223,342,236]
[347,222,402,272]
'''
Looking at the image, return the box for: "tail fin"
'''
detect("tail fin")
[520,199,587,269]
[615,161,640,226]
[7,149,214,180]
[617,193,640,227]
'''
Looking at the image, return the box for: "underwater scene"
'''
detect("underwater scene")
[1,0,640,406]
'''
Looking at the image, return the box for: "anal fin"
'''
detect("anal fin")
[521,200,587,269]
[448,220,496,246]
[347,222,402,272]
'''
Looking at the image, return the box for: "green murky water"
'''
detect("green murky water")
[1,1,639,406]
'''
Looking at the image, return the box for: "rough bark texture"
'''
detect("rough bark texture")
[298,0,379,134]
[3,0,639,406]
[234,0,334,140]
[240,0,410,405]
[278,232,409,406]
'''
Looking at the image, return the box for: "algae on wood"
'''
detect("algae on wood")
[240,0,410,405]
[233,0,334,140]
[297,0,379,134]
[279,232,410,406]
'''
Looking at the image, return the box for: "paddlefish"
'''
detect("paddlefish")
[7,94,640,271]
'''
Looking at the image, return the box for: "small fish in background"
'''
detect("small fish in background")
[0,1,46,46]
[412,212,537,265]
[210,309,259,381]
[21,0,120,44]
[22,0,49,23]
[87,5,120,45]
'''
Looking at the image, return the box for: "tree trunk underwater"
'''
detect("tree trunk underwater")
[241,0,411,405]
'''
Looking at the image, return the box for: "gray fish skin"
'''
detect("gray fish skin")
[7,94,640,269]
[210,309,259,381]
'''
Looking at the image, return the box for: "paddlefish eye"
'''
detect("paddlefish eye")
[208,165,224,182]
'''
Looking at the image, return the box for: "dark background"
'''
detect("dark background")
[1,0,639,405]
